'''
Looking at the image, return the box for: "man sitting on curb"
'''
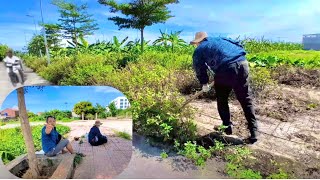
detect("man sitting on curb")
[41,116,75,157]
[88,120,108,146]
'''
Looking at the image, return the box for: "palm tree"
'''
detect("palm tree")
[168,30,186,52]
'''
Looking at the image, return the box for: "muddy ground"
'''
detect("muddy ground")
[188,84,320,178]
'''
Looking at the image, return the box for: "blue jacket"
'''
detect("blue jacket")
[192,37,246,84]
[41,126,60,153]
[88,126,104,143]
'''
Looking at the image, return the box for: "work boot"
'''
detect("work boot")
[214,124,233,135]
[244,130,258,144]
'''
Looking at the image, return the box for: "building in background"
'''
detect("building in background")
[0,108,19,119]
[302,34,320,50]
[108,96,130,110]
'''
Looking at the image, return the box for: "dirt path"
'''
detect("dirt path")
[189,84,320,177]
[0,61,50,104]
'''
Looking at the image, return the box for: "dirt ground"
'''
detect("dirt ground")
[188,84,320,178]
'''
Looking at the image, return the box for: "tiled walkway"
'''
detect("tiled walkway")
[71,135,132,179]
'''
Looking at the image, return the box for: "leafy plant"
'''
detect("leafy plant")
[115,131,132,140]
[160,151,168,159]
[0,125,70,164]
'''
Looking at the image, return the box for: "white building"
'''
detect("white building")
[108,96,130,110]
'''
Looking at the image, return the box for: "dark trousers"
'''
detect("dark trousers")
[90,136,108,146]
[214,60,258,133]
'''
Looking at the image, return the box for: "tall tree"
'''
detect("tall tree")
[52,0,99,46]
[42,23,62,50]
[99,0,179,53]
[17,87,40,178]
[73,101,95,119]
[27,35,45,56]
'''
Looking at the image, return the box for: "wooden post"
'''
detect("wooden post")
[82,112,84,120]
[17,87,40,178]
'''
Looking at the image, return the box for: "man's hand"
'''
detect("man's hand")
[45,123,54,134]
[202,83,211,92]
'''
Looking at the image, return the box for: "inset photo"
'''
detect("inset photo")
[0,86,132,179]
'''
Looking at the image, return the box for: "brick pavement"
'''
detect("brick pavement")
[71,134,132,179]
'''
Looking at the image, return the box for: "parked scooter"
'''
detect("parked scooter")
[5,59,24,86]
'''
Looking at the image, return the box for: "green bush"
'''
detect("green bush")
[0,44,9,61]
[39,57,75,84]
[0,124,70,164]
[86,113,95,120]
[22,55,47,72]
[60,55,114,85]
[97,62,198,144]
[249,66,276,94]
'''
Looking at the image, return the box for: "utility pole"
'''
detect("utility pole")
[40,0,50,64]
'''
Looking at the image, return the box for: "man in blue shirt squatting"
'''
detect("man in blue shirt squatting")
[88,120,108,146]
[41,116,75,156]
[191,32,258,144]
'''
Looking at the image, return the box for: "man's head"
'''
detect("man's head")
[46,116,56,126]
[94,120,103,127]
[6,49,13,58]
[190,32,208,47]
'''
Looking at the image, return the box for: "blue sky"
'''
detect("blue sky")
[0,86,125,113]
[1,0,320,50]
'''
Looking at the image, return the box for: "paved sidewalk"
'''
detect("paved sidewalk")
[0,62,50,104]
[71,133,132,178]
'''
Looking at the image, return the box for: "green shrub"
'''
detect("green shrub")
[115,131,131,140]
[0,124,70,164]
[60,55,114,85]
[39,57,75,84]
[22,55,47,72]
[0,44,9,61]
[249,66,276,94]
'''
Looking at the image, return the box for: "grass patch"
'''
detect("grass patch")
[0,124,70,164]
[114,130,132,140]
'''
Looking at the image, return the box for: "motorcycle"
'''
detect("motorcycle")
[5,60,24,86]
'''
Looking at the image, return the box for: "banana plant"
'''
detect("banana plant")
[153,29,170,48]
[168,30,186,52]
[110,36,128,52]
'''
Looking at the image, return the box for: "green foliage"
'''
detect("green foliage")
[27,35,46,56]
[42,23,62,52]
[98,0,179,52]
[73,101,95,118]
[242,37,303,53]
[267,168,290,179]
[0,124,70,164]
[42,109,72,120]
[0,44,9,61]
[52,0,99,46]
[108,102,118,117]
[160,151,168,159]
[74,153,83,166]
[180,141,211,166]
[115,131,132,140]
[247,50,320,68]
[225,147,262,179]
[86,113,95,120]
[249,67,276,93]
